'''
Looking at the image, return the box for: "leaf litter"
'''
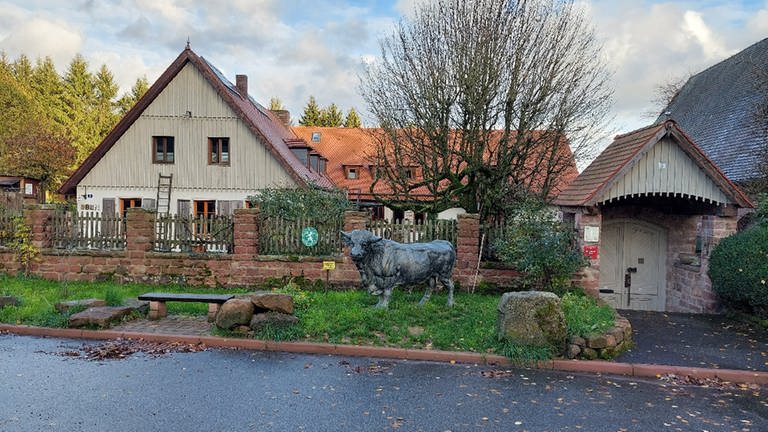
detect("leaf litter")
[41,338,207,361]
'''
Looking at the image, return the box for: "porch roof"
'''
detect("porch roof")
[554,120,753,208]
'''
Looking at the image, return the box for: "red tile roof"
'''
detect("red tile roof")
[554,120,753,208]
[292,126,579,202]
[59,47,332,195]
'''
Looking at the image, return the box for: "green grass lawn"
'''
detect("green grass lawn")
[0,274,614,359]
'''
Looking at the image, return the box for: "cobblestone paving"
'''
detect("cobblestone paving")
[113,315,212,336]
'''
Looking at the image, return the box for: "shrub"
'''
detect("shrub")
[7,216,39,276]
[491,198,587,293]
[709,225,768,317]
[247,185,350,222]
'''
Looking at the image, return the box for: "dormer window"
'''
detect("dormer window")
[309,154,320,172]
[291,148,308,165]
[346,167,358,179]
[311,132,321,142]
[405,167,417,179]
[319,158,327,173]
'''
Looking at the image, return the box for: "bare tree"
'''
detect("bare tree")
[646,74,689,120]
[360,0,613,218]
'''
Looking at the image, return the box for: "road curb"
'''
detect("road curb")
[2,324,766,385]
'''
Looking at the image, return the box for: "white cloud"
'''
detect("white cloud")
[0,16,82,68]
[681,10,730,60]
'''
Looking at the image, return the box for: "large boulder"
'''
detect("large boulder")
[497,291,567,354]
[250,291,294,315]
[215,298,255,329]
[68,306,133,328]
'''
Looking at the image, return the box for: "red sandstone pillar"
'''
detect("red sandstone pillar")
[456,214,481,286]
[125,208,154,256]
[24,204,54,250]
[343,211,369,232]
[233,207,260,256]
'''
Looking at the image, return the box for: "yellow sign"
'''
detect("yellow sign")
[322,261,336,271]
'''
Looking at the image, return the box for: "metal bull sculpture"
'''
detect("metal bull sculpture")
[340,229,456,308]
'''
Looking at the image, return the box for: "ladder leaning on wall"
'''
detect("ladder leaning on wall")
[156,173,173,217]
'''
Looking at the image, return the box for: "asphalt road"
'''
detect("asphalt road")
[1,334,766,432]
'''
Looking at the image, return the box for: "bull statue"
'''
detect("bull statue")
[340,229,456,309]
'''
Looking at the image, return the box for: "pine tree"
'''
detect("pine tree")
[94,64,119,138]
[63,54,98,163]
[344,108,362,128]
[31,57,67,129]
[320,103,344,127]
[11,54,33,84]
[299,95,322,126]
[116,76,149,114]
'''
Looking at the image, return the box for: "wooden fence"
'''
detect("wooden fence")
[0,210,19,246]
[367,219,457,245]
[259,216,343,256]
[154,214,234,253]
[480,220,507,261]
[51,210,126,250]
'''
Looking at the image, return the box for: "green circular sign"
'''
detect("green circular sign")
[301,227,319,247]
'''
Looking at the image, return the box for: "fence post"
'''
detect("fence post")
[125,208,154,256]
[233,207,260,256]
[24,204,54,250]
[456,214,481,277]
[343,211,370,232]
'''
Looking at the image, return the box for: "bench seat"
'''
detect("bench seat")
[138,292,235,320]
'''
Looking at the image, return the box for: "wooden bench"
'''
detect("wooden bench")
[138,292,235,321]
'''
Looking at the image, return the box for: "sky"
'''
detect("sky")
[1,0,767,159]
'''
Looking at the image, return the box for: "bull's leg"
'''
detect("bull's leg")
[419,277,436,306]
[440,276,455,307]
[375,286,394,309]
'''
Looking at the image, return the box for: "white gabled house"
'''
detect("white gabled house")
[59,46,333,218]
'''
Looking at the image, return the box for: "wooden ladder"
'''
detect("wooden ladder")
[156,174,173,217]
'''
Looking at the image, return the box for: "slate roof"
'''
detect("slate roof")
[59,47,333,195]
[656,38,768,183]
[554,120,752,208]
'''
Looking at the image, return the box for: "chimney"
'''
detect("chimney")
[235,74,248,99]
[271,109,291,128]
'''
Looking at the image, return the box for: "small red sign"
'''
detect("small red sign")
[583,245,599,260]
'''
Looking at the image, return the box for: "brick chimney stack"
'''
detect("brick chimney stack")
[235,74,248,99]
[271,109,291,128]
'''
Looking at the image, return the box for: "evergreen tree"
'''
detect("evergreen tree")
[63,54,98,163]
[31,57,67,128]
[320,103,344,127]
[344,107,362,128]
[94,64,119,138]
[116,76,149,114]
[299,95,322,126]
[11,54,33,84]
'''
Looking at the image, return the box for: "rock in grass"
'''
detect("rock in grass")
[55,298,107,313]
[497,291,566,355]
[215,298,255,330]
[250,291,294,315]
[249,312,299,331]
[0,296,20,308]
[68,306,133,328]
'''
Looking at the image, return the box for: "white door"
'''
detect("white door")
[599,220,666,311]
